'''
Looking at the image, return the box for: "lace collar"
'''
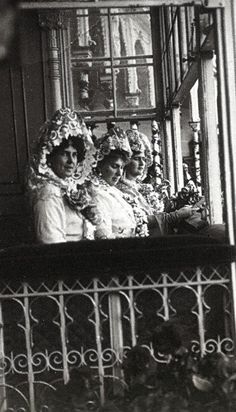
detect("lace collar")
[26,164,93,212]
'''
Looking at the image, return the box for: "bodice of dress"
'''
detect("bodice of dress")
[93,183,136,239]
[33,182,90,243]
[117,178,153,215]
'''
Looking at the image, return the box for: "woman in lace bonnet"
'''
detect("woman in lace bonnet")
[92,126,137,239]
[26,107,96,244]
[118,129,196,236]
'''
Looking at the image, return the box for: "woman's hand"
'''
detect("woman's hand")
[81,204,103,225]
[176,206,198,220]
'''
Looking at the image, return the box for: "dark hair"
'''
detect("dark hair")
[97,149,129,171]
[130,119,140,127]
[131,149,145,157]
[47,136,86,164]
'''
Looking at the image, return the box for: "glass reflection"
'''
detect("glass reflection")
[115,66,155,110]
[110,12,152,58]
[72,64,113,112]
[70,10,110,58]
[69,7,156,114]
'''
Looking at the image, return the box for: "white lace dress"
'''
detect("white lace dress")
[93,183,136,239]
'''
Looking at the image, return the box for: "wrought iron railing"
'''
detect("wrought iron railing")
[0,236,235,411]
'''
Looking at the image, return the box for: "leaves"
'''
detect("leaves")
[49,322,236,411]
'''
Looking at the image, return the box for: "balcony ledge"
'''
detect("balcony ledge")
[0,235,234,281]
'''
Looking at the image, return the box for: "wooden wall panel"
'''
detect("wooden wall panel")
[0,10,46,246]
[0,65,21,187]
[19,11,46,150]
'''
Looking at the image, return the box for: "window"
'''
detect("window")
[68,7,160,122]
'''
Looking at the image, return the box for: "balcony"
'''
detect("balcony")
[0,236,235,411]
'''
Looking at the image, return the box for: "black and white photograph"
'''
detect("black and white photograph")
[0,0,236,410]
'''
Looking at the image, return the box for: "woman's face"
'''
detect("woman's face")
[50,144,78,179]
[100,156,125,186]
[125,151,146,180]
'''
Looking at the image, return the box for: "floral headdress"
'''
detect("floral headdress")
[32,107,97,183]
[126,129,153,168]
[96,126,132,161]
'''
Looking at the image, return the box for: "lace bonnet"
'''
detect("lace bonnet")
[33,107,96,183]
[96,126,132,162]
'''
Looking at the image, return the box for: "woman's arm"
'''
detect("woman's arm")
[151,207,196,235]
[33,196,66,244]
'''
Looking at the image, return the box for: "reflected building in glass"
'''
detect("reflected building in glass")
[69,8,156,117]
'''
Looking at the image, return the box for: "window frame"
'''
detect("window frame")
[65,6,161,123]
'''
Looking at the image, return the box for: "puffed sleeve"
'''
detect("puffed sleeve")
[33,195,66,244]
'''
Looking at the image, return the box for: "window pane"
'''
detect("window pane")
[70,10,111,59]
[69,7,157,117]
[115,66,156,110]
[72,63,113,112]
[110,12,153,58]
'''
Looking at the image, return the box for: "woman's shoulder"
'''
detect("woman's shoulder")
[36,182,62,202]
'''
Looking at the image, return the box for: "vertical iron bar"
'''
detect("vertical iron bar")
[108,278,124,390]
[128,276,136,347]
[58,281,69,384]
[162,273,170,320]
[93,279,105,404]
[196,268,205,356]
[23,283,36,412]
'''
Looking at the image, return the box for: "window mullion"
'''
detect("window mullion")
[108,8,117,118]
